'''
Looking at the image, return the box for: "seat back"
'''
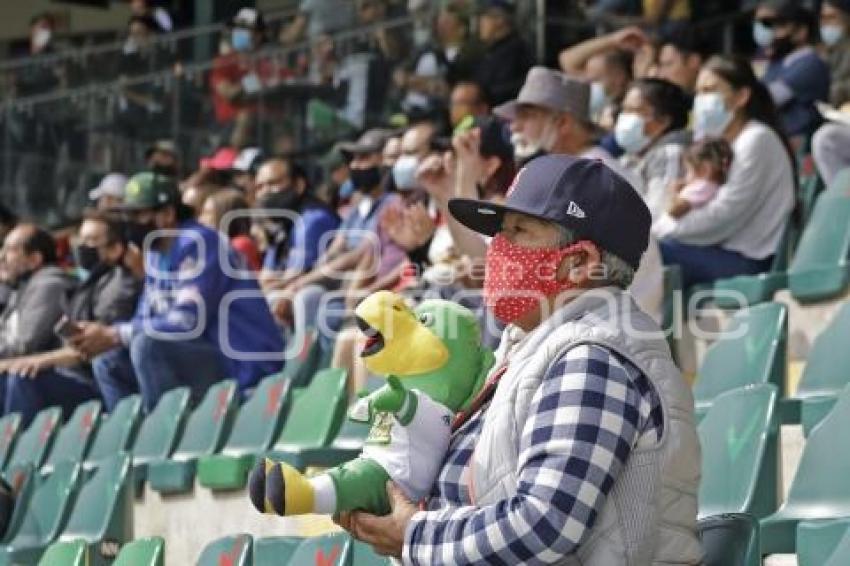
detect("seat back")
[698,384,778,518]
[288,532,351,566]
[787,195,850,301]
[253,536,302,565]
[86,395,142,466]
[222,375,290,456]
[797,519,850,566]
[43,401,101,472]
[783,385,850,511]
[698,513,760,566]
[171,380,238,460]
[5,407,63,472]
[796,301,850,398]
[694,303,787,404]
[113,536,165,566]
[824,521,850,566]
[196,533,252,566]
[274,368,347,450]
[280,329,324,389]
[826,168,850,197]
[8,461,80,549]
[37,538,87,566]
[132,388,190,462]
[350,539,393,565]
[59,452,132,546]
[0,413,22,470]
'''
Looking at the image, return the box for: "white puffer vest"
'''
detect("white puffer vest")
[468,288,703,565]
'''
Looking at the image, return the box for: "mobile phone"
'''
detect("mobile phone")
[54,316,81,339]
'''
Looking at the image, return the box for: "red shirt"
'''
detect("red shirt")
[209,52,292,123]
[231,235,261,272]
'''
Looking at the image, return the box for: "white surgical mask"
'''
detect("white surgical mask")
[392,155,420,190]
[32,28,51,51]
[693,92,733,140]
[821,24,845,46]
[753,21,775,48]
[614,112,651,154]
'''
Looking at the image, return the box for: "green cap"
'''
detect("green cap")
[115,172,180,211]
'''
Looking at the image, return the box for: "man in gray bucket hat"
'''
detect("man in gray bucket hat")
[495,66,617,166]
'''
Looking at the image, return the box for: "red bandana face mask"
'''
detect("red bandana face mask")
[483,233,586,324]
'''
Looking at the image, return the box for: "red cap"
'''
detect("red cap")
[200,147,238,171]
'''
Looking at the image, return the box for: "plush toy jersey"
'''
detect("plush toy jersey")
[248,291,495,516]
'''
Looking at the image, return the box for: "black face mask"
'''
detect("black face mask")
[770,36,795,60]
[257,189,302,211]
[151,163,178,177]
[74,245,102,273]
[350,166,382,192]
[124,220,156,248]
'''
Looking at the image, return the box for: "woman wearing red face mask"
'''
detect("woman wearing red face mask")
[335,155,702,565]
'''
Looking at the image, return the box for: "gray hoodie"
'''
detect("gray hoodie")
[0,266,75,358]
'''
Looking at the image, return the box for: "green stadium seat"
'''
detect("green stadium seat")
[287,532,351,566]
[822,523,850,566]
[698,385,779,519]
[113,536,165,566]
[266,368,348,470]
[148,381,238,494]
[293,418,371,470]
[281,329,325,389]
[0,461,81,565]
[131,388,190,490]
[693,303,787,417]
[1,465,35,546]
[782,301,850,435]
[826,168,850,197]
[787,195,850,303]
[0,414,21,470]
[84,395,142,471]
[57,452,133,564]
[197,375,290,491]
[3,407,62,473]
[38,539,87,566]
[41,400,101,475]
[797,519,850,566]
[698,513,760,566]
[351,539,393,565]
[253,536,302,566]
[760,385,850,554]
[196,533,252,566]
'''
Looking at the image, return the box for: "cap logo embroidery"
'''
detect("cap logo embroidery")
[505,166,527,197]
[567,201,586,219]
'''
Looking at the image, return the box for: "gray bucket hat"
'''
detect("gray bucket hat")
[494,66,593,124]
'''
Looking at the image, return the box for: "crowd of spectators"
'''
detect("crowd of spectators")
[0,0,845,444]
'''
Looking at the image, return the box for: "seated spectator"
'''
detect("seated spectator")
[72,173,284,411]
[279,0,355,45]
[199,189,262,271]
[13,13,65,97]
[654,55,796,288]
[1,214,142,425]
[616,78,692,219]
[254,158,340,283]
[316,147,351,212]
[559,26,647,87]
[89,173,129,211]
[755,1,830,139]
[145,139,180,177]
[130,0,174,32]
[811,0,850,184]
[448,81,491,129]
[474,0,532,106]
[0,206,17,313]
[667,138,734,219]
[656,28,707,96]
[0,225,75,413]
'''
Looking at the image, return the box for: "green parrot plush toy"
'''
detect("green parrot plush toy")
[248,290,495,517]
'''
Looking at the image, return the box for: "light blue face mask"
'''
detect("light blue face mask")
[753,21,775,48]
[392,155,420,191]
[614,112,651,155]
[231,28,253,52]
[693,92,733,140]
[589,82,608,118]
[339,179,355,199]
[821,24,845,46]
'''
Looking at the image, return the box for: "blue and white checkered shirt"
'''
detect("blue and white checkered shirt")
[402,343,664,565]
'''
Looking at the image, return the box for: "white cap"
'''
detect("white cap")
[89,173,129,201]
[233,147,262,172]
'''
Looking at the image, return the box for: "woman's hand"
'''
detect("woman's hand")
[416,153,455,205]
[335,482,419,558]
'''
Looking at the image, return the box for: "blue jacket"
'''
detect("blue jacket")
[117,221,284,390]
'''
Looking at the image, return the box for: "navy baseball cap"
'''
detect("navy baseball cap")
[449,155,651,269]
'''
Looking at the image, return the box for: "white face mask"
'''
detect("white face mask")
[821,24,845,47]
[32,28,51,50]
[614,112,651,154]
[753,21,775,48]
[693,92,734,140]
[392,155,420,190]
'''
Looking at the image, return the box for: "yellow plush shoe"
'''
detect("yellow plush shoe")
[248,458,315,516]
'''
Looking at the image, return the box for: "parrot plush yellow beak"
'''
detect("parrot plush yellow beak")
[354,291,449,377]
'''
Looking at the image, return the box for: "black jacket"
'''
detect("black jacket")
[474,32,533,106]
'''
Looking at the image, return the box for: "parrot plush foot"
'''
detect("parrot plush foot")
[248,458,315,516]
